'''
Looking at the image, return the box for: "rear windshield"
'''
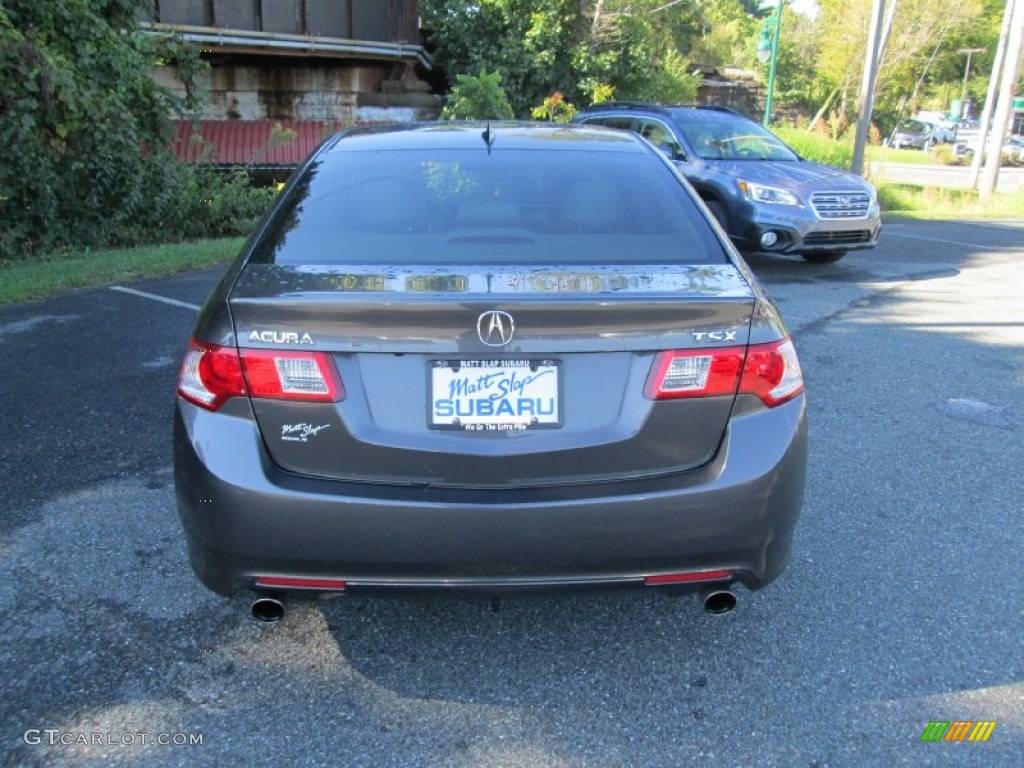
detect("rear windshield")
[250,148,726,265]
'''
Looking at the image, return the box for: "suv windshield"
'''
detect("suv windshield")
[897,120,927,135]
[252,148,727,265]
[672,116,798,161]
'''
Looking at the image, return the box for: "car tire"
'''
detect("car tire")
[705,200,728,232]
[803,250,846,264]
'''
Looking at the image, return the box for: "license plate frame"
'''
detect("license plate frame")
[428,359,562,431]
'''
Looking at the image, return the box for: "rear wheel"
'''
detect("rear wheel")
[802,250,846,264]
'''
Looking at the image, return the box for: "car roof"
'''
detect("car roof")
[325,121,647,154]
[578,102,751,123]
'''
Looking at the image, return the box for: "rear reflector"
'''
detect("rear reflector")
[240,349,343,402]
[645,570,733,585]
[177,339,343,411]
[254,577,347,591]
[646,337,803,407]
[645,348,744,399]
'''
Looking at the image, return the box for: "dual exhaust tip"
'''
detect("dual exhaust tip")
[700,588,737,615]
[251,597,285,623]
[251,588,736,622]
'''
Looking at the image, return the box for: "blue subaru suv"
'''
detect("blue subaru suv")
[573,103,881,264]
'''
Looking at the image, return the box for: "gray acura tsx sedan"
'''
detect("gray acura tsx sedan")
[174,123,807,620]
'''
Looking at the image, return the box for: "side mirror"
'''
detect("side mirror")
[656,143,687,162]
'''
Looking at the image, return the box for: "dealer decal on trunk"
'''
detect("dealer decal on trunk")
[281,423,331,443]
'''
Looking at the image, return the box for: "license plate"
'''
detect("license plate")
[429,360,561,430]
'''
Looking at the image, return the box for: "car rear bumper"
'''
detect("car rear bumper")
[173,396,807,596]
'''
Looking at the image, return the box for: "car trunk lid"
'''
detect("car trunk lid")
[229,263,756,488]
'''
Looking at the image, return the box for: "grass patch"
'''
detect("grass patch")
[878,183,1024,218]
[0,238,244,306]
[867,146,944,165]
[773,126,853,169]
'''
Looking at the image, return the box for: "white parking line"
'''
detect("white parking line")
[110,286,200,311]
[884,231,1021,251]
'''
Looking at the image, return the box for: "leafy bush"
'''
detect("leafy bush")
[773,126,854,170]
[929,144,963,166]
[530,92,578,123]
[112,168,276,247]
[440,71,515,120]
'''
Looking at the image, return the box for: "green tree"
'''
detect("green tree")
[805,0,990,135]
[421,0,706,114]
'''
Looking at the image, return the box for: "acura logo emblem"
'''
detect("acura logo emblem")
[477,310,514,346]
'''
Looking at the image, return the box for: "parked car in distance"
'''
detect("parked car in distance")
[174,123,808,621]
[889,118,944,150]
[956,132,1024,162]
[573,102,880,264]
[1006,135,1024,161]
[916,117,956,144]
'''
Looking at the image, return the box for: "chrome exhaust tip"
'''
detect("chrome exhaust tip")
[700,588,737,615]
[251,597,285,623]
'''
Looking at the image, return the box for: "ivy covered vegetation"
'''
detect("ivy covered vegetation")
[0,0,271,261]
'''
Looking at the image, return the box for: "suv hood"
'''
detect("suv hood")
[705,159,864,189]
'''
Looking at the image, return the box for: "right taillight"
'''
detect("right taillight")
[177,339,344,412]
[738,338,804,406]
[646,338,803,408]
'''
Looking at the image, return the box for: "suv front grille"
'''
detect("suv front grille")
[804,231,872,245]
[810,191,871,219]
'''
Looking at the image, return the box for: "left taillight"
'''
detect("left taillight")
[177,341,247,411]
[177,340,343,411]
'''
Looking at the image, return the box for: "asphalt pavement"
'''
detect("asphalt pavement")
[868,161,1024,192]
[1,219,1022,766]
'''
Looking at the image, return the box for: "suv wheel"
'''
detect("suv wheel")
[803,250,846,264]
[704,200,728,232]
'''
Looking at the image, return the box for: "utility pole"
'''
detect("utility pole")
[979,0,1024,200]
[969,0,1015,188]
[877,0,899,71]
[851,0,886,176]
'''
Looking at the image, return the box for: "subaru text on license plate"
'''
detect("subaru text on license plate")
[429,360,561,431]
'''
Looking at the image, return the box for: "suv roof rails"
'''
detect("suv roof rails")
[583,101,672,114]
[692,105,744,117]
[583,102,744,118]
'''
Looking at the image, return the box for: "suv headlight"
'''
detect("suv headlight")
[738,181,800,206]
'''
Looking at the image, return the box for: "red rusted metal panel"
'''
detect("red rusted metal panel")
[172,120,337,166]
